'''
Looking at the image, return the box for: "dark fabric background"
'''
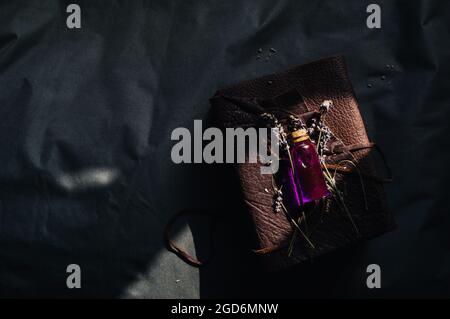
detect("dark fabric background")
[0,0,448,298]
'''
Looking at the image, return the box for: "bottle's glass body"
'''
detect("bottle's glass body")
[289,130,330,205]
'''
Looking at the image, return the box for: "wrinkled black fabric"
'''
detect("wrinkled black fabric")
[0,0,449,298]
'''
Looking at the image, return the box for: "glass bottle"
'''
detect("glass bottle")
[290,129,330,205]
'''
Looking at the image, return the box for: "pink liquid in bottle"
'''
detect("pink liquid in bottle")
[290,129,330,204]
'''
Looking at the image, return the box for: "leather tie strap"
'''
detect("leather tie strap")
[164,209,215,267]
[326,142,393,183]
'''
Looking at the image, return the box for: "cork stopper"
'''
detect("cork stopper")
[291,129,309,142]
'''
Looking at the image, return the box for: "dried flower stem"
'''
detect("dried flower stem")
[281,202,315,249]
[337,159,368,210]
[322,161,360,235]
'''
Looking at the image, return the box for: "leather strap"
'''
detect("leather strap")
[326,142,393,183]
[164,209,215,267]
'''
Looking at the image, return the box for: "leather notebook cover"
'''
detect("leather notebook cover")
[210,56,395,271]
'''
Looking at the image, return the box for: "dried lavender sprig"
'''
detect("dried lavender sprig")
[287,215,304,256]
[321,160,360,235]
[280,202,315,249]
[315,113,359,235]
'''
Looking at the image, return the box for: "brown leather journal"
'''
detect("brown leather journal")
[210,56,395,271]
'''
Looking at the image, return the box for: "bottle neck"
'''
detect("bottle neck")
[291,129,310,144]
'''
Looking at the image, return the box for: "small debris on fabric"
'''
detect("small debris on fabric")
[256,47,277,62]
[386,64,395,70]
